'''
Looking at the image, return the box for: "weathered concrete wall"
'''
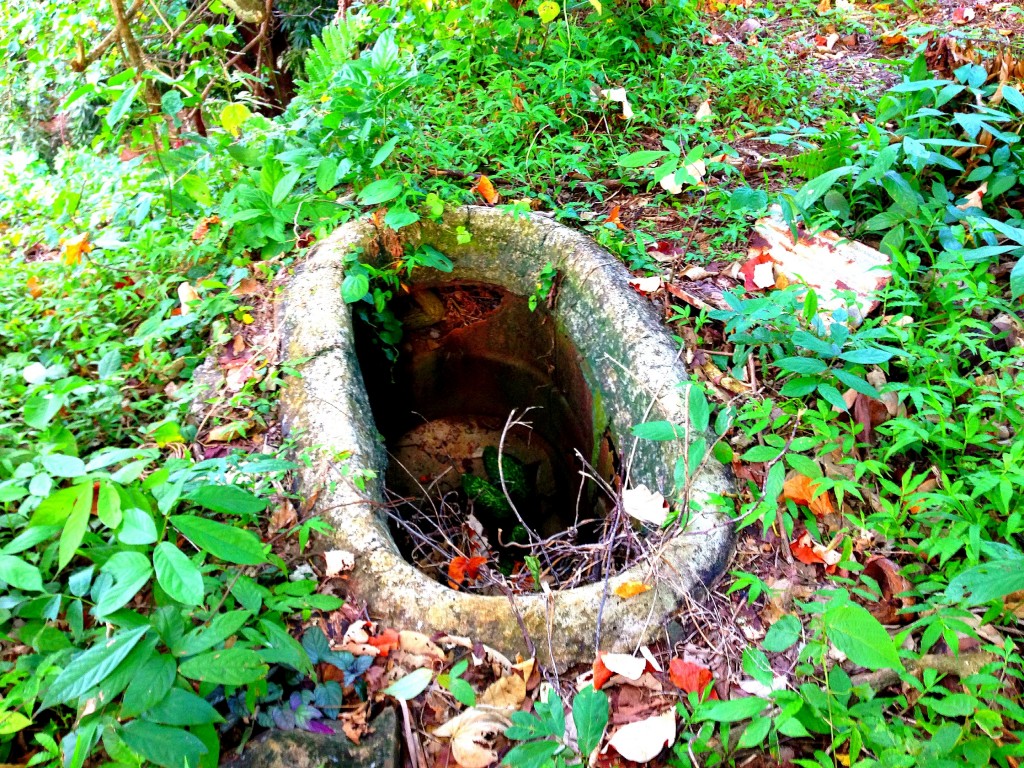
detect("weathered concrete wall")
[278,206,735,668]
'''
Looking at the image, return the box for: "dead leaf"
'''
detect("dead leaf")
[177,282,200,315]
[367,628,401,657]
[817,0,831,12]
[601,87,634,119]
[737,17,761,33]
[790,530,841,571]
[863,556,914,624]
[668,658,718,700]
[324,549,355,577]
[270,500,297,530]
[880,31,908,45]
[613,580,651,599]
[399,630,445,661]
[61,232,93,266]
[27,276,42,298]
[957,183,987,211]
[472,175,499,206]
[433,708,510,768]
[815,32,840,51]
[738,675,788,697]
[694,100,713,121]
[593,653,613,690]
[206,420,250,442]
[639,646,663,673]
[601,653,647,681]
[231,277,261,296]
[628,275,663,293]
[621,484,669,525]
[607,709,676,763]
[448,556,487,590]
[740,252,777,291]
[602,205,626,230]
[479,674,526,709]
[782,473,835,517]
[952,6,975,23]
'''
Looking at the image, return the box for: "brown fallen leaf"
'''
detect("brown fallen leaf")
[881,31,908,45]
[863,556,914,624]
[433,708,510,768]
[952,6,975,23]
[270,500,297,530]
[479,673,526,709]
[621,485,669,525]
[231,277,261,296]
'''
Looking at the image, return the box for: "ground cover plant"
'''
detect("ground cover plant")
[2,0,1024,766]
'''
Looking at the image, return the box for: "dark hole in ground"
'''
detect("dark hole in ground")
[354,281,617,589]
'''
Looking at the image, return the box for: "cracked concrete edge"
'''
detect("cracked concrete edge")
[278,206,735,668]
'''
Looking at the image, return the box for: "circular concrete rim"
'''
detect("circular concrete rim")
[278,206,735,668]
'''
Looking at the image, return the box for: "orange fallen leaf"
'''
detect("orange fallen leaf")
[881,31,908,45]
[62,233,93,266]
[192,215,221,244]
[782,474,835,517]
[27,276,42,298]
[669,658,718,699]
[472,175,499,205]
[952,6,975,23]
[593,652,613,690]
[613,580,651,599]
[602,204,626,230]
[448,555,487,590]
[906,477,938,514]
[367,628,401,657]
[817,0,831,12]
[790,530,841,573]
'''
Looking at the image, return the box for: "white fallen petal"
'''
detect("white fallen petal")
[601,653,647,680]
[23,362,47,385]
[622,484,669,526]
[607,709,676,763]
[601,87,634,119]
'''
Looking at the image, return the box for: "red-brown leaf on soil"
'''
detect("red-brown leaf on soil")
[367,627,401,657]
[790,530,842,573]
[863,556,914,624]
[593,652,613,691]
[447,556,487,590]
[739,251,776,291]
[668,658,719,700]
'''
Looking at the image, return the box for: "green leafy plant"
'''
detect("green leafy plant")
[503,685,608,768]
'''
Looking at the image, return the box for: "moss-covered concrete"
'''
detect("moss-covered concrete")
[277,206,735,668]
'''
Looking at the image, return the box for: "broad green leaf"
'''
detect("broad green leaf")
[153,542,204,606]
[58,484,94,571]
[632,421,681,441]
[617,150,668,168]
[0,711,31,736]
[185,485,268,516]
[688,386,710,433]
[106,81,142,128]
[823,601,903,671]
[838,348,893,365]
[775,357,828,375]
[144,688,224,726]
[501,740,560,768]
[181,175,212,206]
[96,482,122,528]
[357,177,403,205]
[175,609,251,657]
[1011,258,1024,300]
[118,507,158,545]
[24,392,66,429]
[94,551,152,617]
[382,667,433,700]
[258,619,314,676]
[41,453,86,478]
[762,614,801,652]
[0,555,44,592]
[121,654,177,717]
[118,721,207,768]
[161,90,183,117]
[946,558,1024,605]
[316,157,339,193]
[170,515,267,565]
[538,0,559,22]
[371,135,401,168]
[341,272,370,303]
[572,685,609,759]
[794,166,857,209]
[271,170,301,207]
[42,626,149,708]
[220,103,252,137]
[178,648,268,685]
[694,696,767,722]
[729,187,768,213]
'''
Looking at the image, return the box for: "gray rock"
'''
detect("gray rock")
[226,709,397,768]
[277,206,735,668]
